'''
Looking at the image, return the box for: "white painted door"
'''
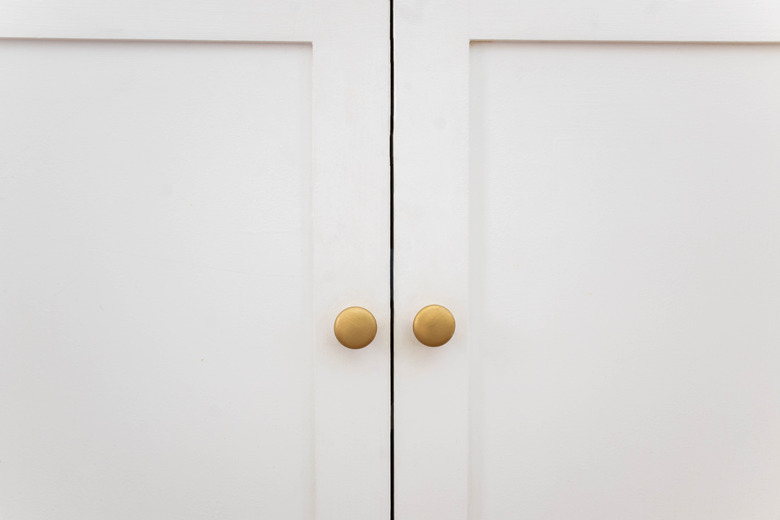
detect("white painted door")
[394,1,780,518]
[0,2,389,518]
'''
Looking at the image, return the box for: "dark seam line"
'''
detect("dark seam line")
[389,0,395,518]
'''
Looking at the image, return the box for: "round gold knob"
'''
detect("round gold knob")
[413,304,456,347]
[334,306,377,349]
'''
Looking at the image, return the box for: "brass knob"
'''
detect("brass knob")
[413,304,456,347]
[334,306,377,349]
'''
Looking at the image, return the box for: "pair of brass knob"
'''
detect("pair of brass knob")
[333,305,455,349]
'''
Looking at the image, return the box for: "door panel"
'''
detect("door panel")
[394,1,780,518]
[469,41,780,518]
[1,40,313,518]
[0,1,389,518]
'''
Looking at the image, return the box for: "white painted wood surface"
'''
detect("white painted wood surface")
[0,1,389,518]
[394,1,780,518]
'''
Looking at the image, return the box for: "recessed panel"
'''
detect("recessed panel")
[0,40,312,518]
[470,42,780,519]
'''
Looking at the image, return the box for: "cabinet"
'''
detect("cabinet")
[0,1,389,518]
[2,0,780,519]
[394,1,780,519]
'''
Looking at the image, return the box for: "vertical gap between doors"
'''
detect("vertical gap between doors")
[389,0,395,517]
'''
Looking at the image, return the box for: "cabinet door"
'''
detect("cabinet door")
[394,1,780,518]
[0,2,389,518]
